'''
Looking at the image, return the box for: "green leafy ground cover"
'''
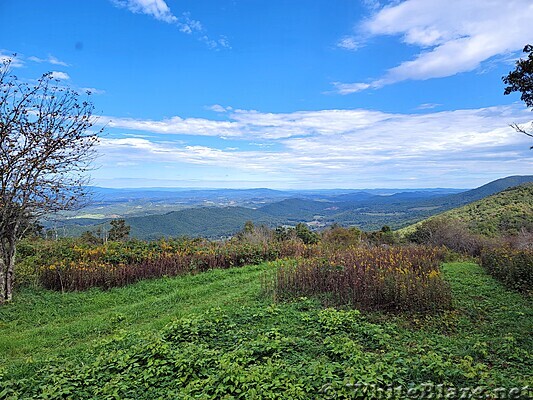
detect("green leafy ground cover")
[1,262,532,398]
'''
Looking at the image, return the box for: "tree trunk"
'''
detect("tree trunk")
[0,255,6,305]
[0,239,16,304]
[5,241,15,302]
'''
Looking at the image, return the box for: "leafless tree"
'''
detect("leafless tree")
[0,57,101,303]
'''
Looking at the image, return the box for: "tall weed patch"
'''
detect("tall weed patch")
[38,240,297,291]
[265,246,451,312]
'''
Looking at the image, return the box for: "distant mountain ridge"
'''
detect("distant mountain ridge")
[416,175,533,209]
[54,176,533,239]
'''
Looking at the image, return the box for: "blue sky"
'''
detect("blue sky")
[1,0,532,189]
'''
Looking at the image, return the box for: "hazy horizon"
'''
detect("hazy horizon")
[90,174,523,191]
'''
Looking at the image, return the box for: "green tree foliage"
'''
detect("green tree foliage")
[294,223,319,245]
[234,221,273,245]
[503,44,533,148]
[504,44,533,107]
[364,226,398,245]
[80,230,103,246]
[243,220,255,234]
[274,226,295,242]
[273,224,318,244]
[108,219,131,242]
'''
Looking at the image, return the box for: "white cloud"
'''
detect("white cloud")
[28,54,69,67]
[50,71,70,80]
[207,104,232,113]
[104,115,240,137]
[361,0,383,11]
[111,0,177,23]
[335,0,533,93]
[0,52,24,68]
[178,12,203,34]
[217,36,232,49]
[80,87,106,95]
[98,105,532,187]
[416,103,442,110]
[110,0,230,49]
[336,36,360,51]
[104,106,533,142]
[331,82,373,94]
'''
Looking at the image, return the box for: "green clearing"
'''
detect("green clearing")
[1,262,532,398]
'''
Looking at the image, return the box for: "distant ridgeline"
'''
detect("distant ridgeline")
[45,175,533,240]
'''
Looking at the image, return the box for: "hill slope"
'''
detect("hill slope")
[259,198,335,219]
[127,206,280,239]
[442,183,533,236]
[418,175,533,210]
[400,183,533,236]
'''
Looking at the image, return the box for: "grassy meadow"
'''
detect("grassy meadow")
[1,260,532,398]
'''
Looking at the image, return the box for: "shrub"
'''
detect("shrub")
[407,218,487,257]
[480,247,533,293]
[233,221,274,245]
[365,226,400,246]
[321,225,362,250]
[506,228,533,250]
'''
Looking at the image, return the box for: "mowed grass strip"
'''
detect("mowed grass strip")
[0,263,268,372]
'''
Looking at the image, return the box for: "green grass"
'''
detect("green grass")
[1,261,532,398]
[0,263,268,375]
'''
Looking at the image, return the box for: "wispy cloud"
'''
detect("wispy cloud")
[28,54,69,67]
[1,52,70,69]
[361,0,382,11]
[80,87,106,95]
[177,11,203,34]
[334,0,533,94]
[110,0,229,49]
[416,103,442,110]
[104,106,533,141]
[206,104,233,113]
[97,105,532,188]
[331,82,373,94]
[336,36,361,51]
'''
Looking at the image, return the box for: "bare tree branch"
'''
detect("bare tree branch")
[0,56,102,303]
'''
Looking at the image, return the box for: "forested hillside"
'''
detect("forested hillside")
[441,183,533,236]
[399,183,533,237]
